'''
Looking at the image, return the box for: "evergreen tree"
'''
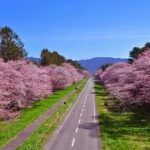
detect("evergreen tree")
[40,49,51,66]
[67,59,84,70]
[0,26,27,61]
[40,49,66,66]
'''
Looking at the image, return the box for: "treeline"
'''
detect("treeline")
[0,26,84,70]
[40,49,65,66]
[96,42,150,110]
[40,49,84,70]
[129,42,150,62]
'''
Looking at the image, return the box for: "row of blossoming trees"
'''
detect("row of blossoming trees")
[96,47,150,110]
[0,59,88,120]
[0,27,89,120]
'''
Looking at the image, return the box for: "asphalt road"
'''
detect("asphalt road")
[44,78,102,150]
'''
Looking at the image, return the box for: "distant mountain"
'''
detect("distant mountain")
[78,57,127,74]
[27,57,41,64]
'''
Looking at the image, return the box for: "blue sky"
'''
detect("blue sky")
[1,0,150,60]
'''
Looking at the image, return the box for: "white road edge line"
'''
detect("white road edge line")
[57,125,62,133]
[94,103,96,123]
[93,85,96,123]
[92,79,98,150]
[71,138,75,147]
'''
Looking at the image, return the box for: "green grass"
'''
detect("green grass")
[94,81,150,150]
[0,80,86,148]
[17,79,86,150]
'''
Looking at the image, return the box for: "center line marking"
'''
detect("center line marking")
[75,126,78,133]
[78,119,81,124]
[71,138,75,147]
[82,108,84,112]
[80,113,83,118]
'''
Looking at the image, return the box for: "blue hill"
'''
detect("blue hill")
[78,57,127,74]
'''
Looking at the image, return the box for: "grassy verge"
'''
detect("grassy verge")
[17,79,86,150]
[94,81,150,150]
[0,79,86,148]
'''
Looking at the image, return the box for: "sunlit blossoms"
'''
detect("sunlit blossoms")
[0,60,87,120]
[96,49,150,108]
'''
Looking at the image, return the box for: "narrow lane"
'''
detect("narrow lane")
[44,78,102,150]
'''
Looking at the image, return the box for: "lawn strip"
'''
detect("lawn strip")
[17,80,86,150]
[0,80,85,148]
[94,81,150,150]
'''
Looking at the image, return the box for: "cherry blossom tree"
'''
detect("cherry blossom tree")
[0,59,87,120]
[97,50,150,108]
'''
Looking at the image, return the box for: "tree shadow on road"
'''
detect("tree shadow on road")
[78,122,100,138]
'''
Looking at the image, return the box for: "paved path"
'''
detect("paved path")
[2,90,76,150]
[44,78,102,150]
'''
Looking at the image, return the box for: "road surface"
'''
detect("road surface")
[44,78,102,150]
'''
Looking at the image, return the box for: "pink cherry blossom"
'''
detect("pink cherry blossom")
[0,60,87,120]
[96,49,150,108]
